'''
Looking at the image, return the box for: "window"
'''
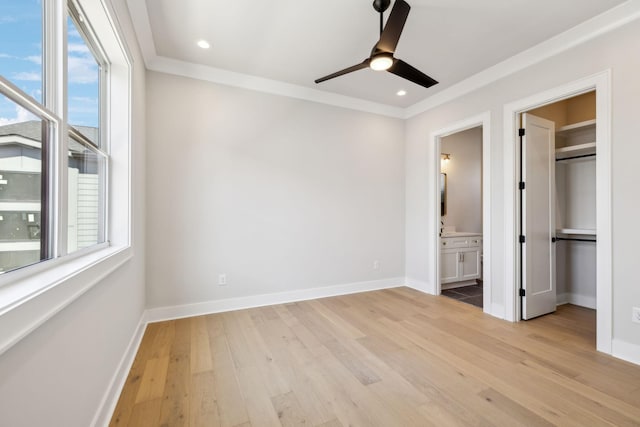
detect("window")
[0,0,109,274]
[0,0,131,354]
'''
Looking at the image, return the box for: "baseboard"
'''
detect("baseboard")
[145,277,405,323]
[91,313,148,427]
[556,292,570,306]
[557,292,596,309]
[404,277,434,294]
[612,338,640,366]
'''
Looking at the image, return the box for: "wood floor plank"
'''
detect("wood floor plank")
[190,371,220,427]
[208,327,251,427]
[271,391,308,427]
[158,318,191,426]
[134,356,170,404]
[110,289,640,427]
[190,316,213,374]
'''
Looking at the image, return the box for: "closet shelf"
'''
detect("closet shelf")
[556,119,596,136]
[555,142,596,160]
[557,228,596,236]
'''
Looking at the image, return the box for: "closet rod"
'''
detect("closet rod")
[556,153,596,162]
[556,237,596,243]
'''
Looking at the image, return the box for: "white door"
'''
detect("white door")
[522,113,556,319]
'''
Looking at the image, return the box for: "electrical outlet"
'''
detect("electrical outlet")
[632,307,640,324]
[373,260,380,270]
[218,274,227,286]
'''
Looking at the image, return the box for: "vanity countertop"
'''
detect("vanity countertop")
[441,232,482,238]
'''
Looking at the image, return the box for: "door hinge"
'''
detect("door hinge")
[519,182,525,190]
[519,235,526,244]
[519,128,525,137]
[519,288,526,297]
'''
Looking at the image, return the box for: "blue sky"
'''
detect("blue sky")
[0,0,100,128]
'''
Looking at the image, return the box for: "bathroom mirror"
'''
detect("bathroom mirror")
[440,173,447,216]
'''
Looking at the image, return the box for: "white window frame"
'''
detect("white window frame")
[0,0,133,355]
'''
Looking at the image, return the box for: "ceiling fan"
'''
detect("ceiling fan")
[314,0,438,89]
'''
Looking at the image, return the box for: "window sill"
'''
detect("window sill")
[0,245,133,355]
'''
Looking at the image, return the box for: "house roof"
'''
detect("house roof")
[0,121,98,153]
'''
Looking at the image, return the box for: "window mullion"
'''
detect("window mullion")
[44,0,69,258]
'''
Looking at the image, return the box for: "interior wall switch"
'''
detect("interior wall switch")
[373,260,380,270]
[218,274,227,286]
[632,307,640,324]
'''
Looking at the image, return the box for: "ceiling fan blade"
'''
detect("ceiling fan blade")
[388,59,438,88]
[315,59,370,84]
[376,0,410,53]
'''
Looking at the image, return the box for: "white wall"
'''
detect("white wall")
[405,19,640,349]
[440,126,482,233]
[146,71,405,309]
[0,0,147,425]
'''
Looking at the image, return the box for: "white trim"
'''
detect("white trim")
[125,0,640,119]
[147,56,405,119]
[0,246,132,356]
[430,112,493,317]
[124,0,156,65]
[145,277,404,324]
[405,1,640,118]
[611,339,640,366]
[404,276,433,294]
[91,312,147,427]
[503,70,612,354]
[556,293,597,310]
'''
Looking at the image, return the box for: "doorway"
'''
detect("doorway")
[439,127,484,308]
[503,71,612,353]
[432,113,492,314]
[519,92,597,321]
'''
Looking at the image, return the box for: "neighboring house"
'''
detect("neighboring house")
[0,121,99,272]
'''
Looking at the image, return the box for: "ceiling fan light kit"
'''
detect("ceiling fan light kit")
[370,53,393,71]
[314,0,438,89]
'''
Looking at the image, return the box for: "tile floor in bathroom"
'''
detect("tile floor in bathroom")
[441,282,483,308]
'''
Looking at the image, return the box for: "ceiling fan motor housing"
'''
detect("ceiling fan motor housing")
[373,0,391,13]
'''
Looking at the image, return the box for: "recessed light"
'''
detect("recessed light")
[197,40,210,49]
[397,90,407,96]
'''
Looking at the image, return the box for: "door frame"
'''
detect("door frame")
[432,112,492,314]
[503,70,612,353]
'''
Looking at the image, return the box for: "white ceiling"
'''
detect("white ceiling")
[130,0,626,108]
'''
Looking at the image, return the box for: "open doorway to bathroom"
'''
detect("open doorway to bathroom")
[439,126,484,308]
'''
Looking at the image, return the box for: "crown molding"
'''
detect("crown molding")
[127,0,640,119]
[403,0,640,118]
[147,56,406,118]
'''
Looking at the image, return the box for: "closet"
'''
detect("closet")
[520,91,596,319]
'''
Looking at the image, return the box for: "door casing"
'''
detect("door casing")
[432,113,492,314]
[503,70,612,353]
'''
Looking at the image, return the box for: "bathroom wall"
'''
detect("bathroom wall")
[440,126,483,233]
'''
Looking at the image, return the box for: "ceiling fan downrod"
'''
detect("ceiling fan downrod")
[373,0,391,34]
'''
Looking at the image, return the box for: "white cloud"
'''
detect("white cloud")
[69,96,98,115]
[25,55,41,65]
[0,105,38,126]
[68,43,90,54]
[68,26,82,40]
[13,71,41,81]
[68,55,98,84]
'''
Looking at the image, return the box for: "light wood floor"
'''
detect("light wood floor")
[110,288,640,426]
